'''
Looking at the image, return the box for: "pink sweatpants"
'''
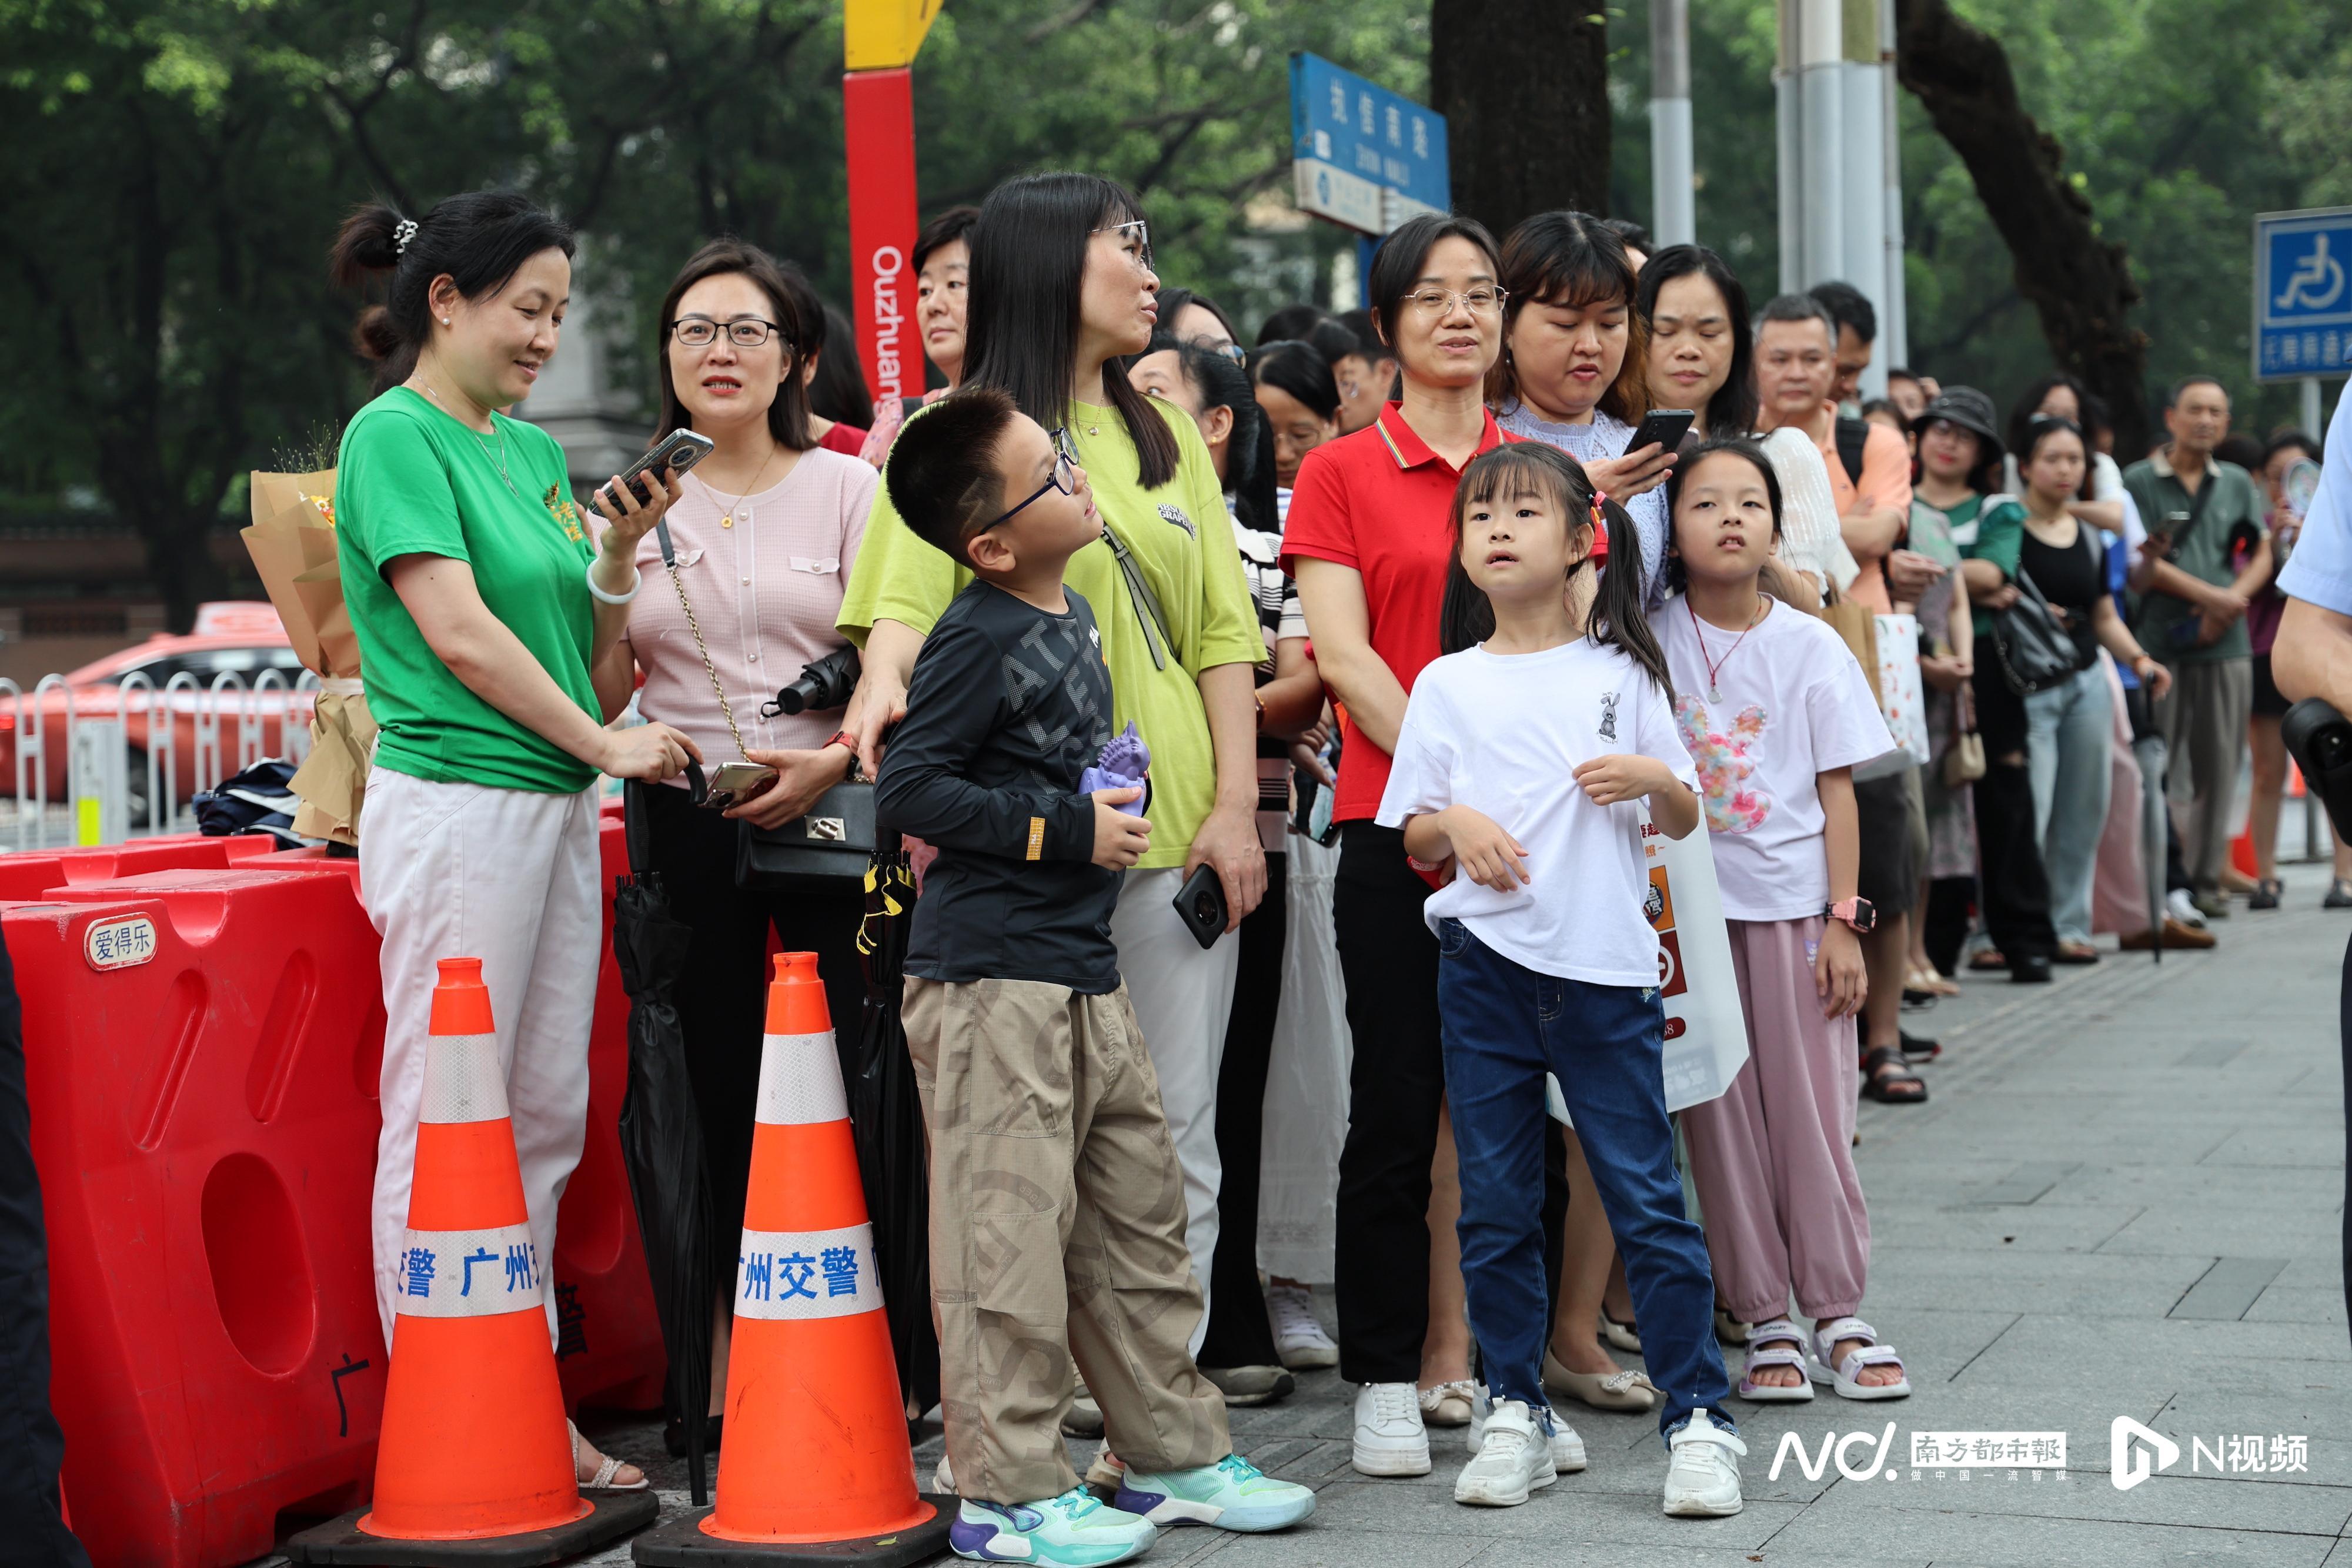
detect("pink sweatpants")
[1682,915,1870,1324]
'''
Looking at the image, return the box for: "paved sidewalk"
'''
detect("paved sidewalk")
[580,863,2351,1567]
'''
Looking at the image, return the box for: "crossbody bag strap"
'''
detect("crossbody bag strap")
[655,519,752,762]
[1103,524,1171,671]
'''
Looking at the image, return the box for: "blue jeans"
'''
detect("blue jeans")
[1435,918,1732,1437]
[2024,662,2113,945]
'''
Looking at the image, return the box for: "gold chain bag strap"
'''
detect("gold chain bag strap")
[654,519,876,887]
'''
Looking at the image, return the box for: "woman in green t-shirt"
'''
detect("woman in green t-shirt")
[838,174,1268,1390]
[330,193,700,1492]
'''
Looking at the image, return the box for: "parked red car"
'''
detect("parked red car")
[1,603,312,823]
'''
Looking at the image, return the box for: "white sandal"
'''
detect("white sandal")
[1734,1318,1815,1403]
[1805,1316,1912,1400]
[1418,1379,1476,1426]
[570,1419,650,1491]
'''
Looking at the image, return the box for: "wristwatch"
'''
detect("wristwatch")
[1826,896,1877,934]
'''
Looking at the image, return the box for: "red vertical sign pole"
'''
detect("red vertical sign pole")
[843,67,918,407]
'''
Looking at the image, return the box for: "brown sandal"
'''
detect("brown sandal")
[1860,1045,1928,1104]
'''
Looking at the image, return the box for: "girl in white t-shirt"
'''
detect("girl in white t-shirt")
[1655,442,1913,1407]
[1377,443,1746,1518]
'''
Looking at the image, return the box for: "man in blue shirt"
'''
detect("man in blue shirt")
[2273,376,2352,1340]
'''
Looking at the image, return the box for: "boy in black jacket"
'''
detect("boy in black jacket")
[875,390,1312,1566]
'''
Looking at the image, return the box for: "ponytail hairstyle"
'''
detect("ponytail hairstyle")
[329,192,575,392]
[1662,437,1785,595]
[1438,443,1672,691]
[964,172,1180,490]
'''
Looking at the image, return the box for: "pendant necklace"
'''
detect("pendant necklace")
[710,444,780,530]
[407,375,517,498]
[1686,591,1768,702]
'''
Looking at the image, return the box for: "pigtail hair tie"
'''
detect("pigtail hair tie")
[393,217,419,256]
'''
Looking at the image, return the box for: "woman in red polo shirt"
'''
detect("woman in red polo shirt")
[1284,213,1566,1477]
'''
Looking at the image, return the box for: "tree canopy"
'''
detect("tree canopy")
[2,0,2343,625]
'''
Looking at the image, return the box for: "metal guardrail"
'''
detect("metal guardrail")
[0,673,318,851]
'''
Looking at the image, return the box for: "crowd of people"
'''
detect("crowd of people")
[300,172,2333,1564]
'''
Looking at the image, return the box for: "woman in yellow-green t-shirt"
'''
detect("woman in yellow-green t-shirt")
[837,173,1267,1346]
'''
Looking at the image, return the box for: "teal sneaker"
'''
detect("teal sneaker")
[1115,1452,1317,1532]
[948,1486,1157,1566]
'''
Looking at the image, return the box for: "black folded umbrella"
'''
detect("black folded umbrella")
[611,783,717,1504]
[849,850,940,1419]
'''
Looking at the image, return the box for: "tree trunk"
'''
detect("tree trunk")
[1429,0,1610,238]
[1894,0,2151,454]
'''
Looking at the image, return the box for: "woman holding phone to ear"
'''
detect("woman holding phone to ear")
[330,193,701,1493]
[589,238,880,1457]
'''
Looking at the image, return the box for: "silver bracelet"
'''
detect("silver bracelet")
[586,558,641,605]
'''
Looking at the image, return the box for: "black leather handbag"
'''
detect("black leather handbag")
[1990,570,2082,696]
[656,519,877,888]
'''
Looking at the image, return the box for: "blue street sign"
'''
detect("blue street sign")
[1289,54,1449,236]
[2254,208,2352,382]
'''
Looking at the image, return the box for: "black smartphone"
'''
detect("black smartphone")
[1626,408,1696,456]
[600,427,716,513]
[1170,862,1228,950]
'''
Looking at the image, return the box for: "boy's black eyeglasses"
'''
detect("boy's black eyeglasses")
[987,427,1080,529]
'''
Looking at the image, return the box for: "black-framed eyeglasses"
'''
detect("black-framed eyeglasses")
[988,427,1080,529]
[1093,219,1154,271]
[671,316,781,348]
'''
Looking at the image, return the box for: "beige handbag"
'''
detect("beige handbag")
[1943,681,1987,787]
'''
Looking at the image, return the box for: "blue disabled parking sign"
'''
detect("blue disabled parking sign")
[2254,208,2352,382]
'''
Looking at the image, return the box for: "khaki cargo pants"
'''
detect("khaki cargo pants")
[905,977,1230,1504]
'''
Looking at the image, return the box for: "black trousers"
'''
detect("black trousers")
[0,926,91,1568]
[1975,759,2058,964]
[1331,821,1566,1385]
[1198,854,1286,1370]
[640,783,869,1255]
[2341,930,2352,1345]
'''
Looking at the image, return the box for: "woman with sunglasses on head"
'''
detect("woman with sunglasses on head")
[1491,211,1676,603]
[858,205,983,467]
[587,239,878,1458]
[840,176,1269,1410]
[1284,213,1569,1478]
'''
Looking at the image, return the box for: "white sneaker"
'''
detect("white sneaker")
[2167,887,2210,930]
[1468,1383,1586,1472]
[1266,1285,1339,1369]
[1662,1417,1747,1517]
[1453,1399,1558,1506]
[1351,1382,1431,1476]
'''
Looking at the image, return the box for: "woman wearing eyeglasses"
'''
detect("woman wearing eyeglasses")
[1283,213,1567,1476]
[839,174,1268,1399]
[589,238,878,1457]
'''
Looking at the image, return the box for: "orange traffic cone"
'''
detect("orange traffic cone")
[289,958,656,1562]
[634,952,948,1567]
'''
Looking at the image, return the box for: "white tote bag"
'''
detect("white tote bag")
[1549,815,1752,1122]
[1855,611,1930,780]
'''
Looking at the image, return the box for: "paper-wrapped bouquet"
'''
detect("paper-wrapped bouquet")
[242,466,373,845]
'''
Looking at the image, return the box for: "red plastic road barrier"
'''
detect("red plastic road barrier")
[11,870,392,1568]
[0,832,281,900]
[11,820,666,1567]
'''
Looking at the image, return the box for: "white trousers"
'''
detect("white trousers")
[1111,867,1242,1358]
[361,767,603,1349]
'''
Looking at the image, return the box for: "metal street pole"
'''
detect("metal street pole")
[2307,377,2326,437]
[1775,0,1803,295]
[1880,0,1909,373]
[1651,0,1695,247]
[1799,0,1845,290]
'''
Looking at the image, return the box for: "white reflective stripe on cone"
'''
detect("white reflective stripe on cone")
[393,1222,542,1318]
[732,1223,883,1320]
[754,1031,848,1126]
[419,1032,509,1126]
